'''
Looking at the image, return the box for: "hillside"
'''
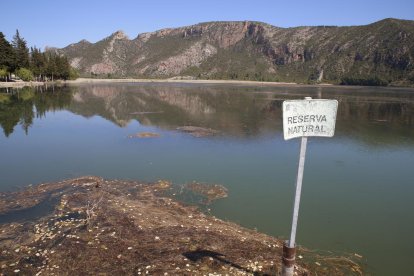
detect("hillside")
[57,19,414,85]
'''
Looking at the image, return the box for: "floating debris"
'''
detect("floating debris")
[176,126,219,137]
[185,182,228,204]
[128,132,160,138]
[154,180,171,190]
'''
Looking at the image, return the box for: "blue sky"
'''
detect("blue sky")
[1,0,413,50]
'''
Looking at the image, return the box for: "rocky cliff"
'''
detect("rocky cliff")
[58,19,414,85]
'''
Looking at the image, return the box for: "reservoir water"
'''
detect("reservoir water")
[1,83,413,275]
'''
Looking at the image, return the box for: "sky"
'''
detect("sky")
[1,0,413,50]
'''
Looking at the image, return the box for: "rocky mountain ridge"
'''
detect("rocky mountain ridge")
[57,19,414,85]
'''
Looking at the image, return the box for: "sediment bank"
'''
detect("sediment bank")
[0,177,362,275]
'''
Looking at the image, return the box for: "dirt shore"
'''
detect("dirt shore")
[0,81,44,88]
[1,78,302,89]
[65,78,304,87]
[0,176,362,275]
[2,78,412,89]
[0,78,330,89]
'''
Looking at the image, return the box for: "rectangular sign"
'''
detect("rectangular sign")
[283,99,338,140]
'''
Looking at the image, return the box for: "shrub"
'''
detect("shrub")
[340,76,389,86]
[16,68,34,81]
[69,68,79,80]
[0,67,8,81]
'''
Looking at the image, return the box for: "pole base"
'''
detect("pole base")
[282,265,294,276]
[282,240,296,276]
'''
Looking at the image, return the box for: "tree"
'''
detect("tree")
[0,32,15,75]
[44,52,72,80]
[0,67,8,81]
[45,52,57,81]
[55,54,70,80]
[30,47,46,81]
[0,30,78,82]
[16,68,34,81]
[69,67,79,80]
[12,30,30,70]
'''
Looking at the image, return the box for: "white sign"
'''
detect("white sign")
[283,99,338,140]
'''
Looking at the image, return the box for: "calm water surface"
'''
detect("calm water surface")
[1,83,413,275]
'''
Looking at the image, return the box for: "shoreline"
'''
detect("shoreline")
[67,77,306,87]
[0,81,45,88]
[0,176,362,275]
[1,78,333,89]
[2,78,412,90]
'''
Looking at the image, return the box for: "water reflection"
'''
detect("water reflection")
[0,86,73,137]
[1,84,414,145]
[68,84,281,137]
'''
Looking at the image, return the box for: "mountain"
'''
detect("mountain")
[57,19,414,85]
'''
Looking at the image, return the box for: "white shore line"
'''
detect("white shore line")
[66,78,306,86]
[2,78,315,88]
[0,81,45,88]
[1,78,413,89]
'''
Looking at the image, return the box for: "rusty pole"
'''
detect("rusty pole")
[282,134,308,276]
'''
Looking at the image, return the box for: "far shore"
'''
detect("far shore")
[2,78,413,89]
[1,78,336,89]
[66,77,308,87]
[0,81,45,88]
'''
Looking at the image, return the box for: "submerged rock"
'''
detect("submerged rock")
[176,126,219,137]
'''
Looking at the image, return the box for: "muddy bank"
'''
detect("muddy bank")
[0,177,362,275]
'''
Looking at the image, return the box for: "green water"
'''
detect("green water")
[1,83,413,275]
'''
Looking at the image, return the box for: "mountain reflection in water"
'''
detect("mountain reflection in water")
[1,84,414,145]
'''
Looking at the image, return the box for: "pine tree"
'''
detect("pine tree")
[45,52,57,81]
[0,32,15,73]
[30,47,46,81]
[56,55,71,80]
[0,30,78,82]
[12,30,30,70]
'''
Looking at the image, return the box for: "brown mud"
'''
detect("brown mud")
[0,177,363,275]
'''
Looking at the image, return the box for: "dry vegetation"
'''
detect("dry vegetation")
[0,176,363,275]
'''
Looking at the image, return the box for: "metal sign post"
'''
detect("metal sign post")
[281,97,338,276]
